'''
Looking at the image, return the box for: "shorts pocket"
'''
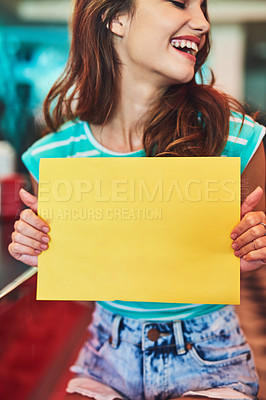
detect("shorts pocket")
[81,323,112,377]
[190,343,251,368]
[86,321,111,354]
[188,327,252,369]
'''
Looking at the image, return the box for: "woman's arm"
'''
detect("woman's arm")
[30,174,39,197]
[231,142,266,272]
[241,142,265,212]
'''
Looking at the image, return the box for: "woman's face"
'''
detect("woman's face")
[114,0,210,88]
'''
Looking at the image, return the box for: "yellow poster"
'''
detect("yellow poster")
[37,157,240,304]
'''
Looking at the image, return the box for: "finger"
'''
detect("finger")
[240,258,266,273]
[234,236,266,258]
[9,242,42,259]
[231,211,265,240]
[15,219,50,242]
[19,208,50,233]
[18,254,39,267]
[241,186,263,218]
[243,248,266,262]
[232,221,266,250]
[260,222,266,234]
[12,231,49,252]
[8,242,39,267]
[19,188,38,213]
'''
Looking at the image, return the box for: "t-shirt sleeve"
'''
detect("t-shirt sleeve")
[21,120,89,182]
[22,136,51,182]
[21,132,70,182]
[221,112,266,173]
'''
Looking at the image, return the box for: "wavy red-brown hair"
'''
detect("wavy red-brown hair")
[43,0,245,157]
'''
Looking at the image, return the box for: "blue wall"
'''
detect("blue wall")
[0,25,69,162]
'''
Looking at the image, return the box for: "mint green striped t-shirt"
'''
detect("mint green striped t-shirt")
[22,112,265,321]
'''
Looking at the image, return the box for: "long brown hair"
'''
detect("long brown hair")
[43,0,245,157]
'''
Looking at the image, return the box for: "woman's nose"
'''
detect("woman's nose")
[188,8,210,35]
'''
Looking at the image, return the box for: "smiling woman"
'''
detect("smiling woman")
[8,0,266,399]
[42,0,243,161]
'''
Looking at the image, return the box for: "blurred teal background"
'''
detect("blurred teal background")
[0,0,71,172]
[0,26,69,152]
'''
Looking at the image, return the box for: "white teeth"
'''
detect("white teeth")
[172,41,180,48]
[170,39,199,55]
[191,42,197,51]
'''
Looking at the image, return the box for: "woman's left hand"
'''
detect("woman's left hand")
[231,186,266,273]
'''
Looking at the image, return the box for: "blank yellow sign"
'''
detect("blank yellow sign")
[37,157,240,304]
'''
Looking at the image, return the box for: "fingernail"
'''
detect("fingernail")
[35,250,42,254]
[235,251,241,257]
[232,243,239,250]
[41,244,48,250]
[243,255,248,261]
[42,236,50,243]
[42,227,49,233]
[231,233,237,240]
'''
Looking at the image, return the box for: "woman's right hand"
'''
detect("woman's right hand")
[8,188,50,267]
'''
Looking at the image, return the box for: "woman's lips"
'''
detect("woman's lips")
[170,36,199,62]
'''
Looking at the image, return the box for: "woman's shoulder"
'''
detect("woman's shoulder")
[228,111,265,139]
[29,119,87,150]
[21,119,89,181]
[222,111,265,173]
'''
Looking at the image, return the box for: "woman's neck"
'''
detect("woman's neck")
[90,76,165,153]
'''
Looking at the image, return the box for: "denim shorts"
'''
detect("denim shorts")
[70,303,259,400]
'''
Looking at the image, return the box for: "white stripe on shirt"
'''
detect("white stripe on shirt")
[31,135,88,156]
[230,116,254,128]
[68,150,100,157]
[227,136,248,145]
[103,301,202,312]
